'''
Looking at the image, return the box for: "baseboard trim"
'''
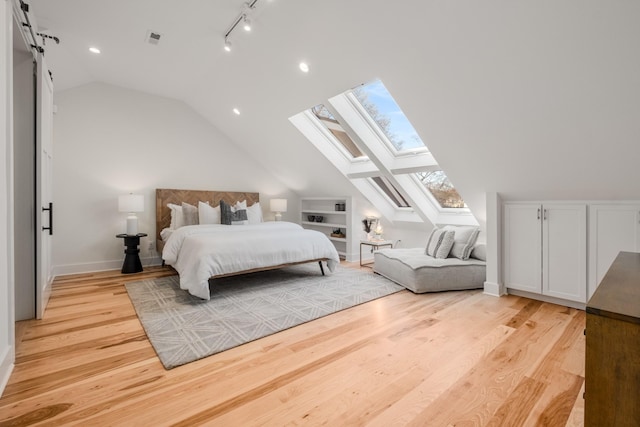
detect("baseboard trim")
[53,255,163,277]
[506,288,586,310]
[0,346,15,398]
[483,281,504,297]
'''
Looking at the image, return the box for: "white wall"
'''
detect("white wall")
[0,0,16,396]
[52,82,296,275]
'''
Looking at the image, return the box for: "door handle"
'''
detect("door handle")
[537,208,541,220]
[42,202,53,235]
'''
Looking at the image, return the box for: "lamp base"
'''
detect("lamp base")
[126,214,138,235]
[274,212,282,221]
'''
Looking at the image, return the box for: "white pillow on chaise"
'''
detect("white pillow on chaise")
[440,225,480,260]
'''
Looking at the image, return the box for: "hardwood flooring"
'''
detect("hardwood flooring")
[0,264,585,426]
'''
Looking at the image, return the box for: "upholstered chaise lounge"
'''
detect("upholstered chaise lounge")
[373,225,486,293]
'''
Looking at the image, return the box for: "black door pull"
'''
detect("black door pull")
[42,202,53,235]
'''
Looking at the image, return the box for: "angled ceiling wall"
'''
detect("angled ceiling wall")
[32,0,640,231]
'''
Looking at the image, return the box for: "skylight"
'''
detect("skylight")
[416,171,465,209]
[311,105,366,159]
[371,177,411,208]
[289,79,478,226]
[352,80,427,154]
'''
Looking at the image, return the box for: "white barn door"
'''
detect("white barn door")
[35,53,53,319]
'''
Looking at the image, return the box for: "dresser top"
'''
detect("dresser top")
[587,251,640,324]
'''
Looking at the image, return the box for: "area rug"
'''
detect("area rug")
[125,264,404,369]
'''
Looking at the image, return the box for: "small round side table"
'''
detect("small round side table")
[116,233,147,274]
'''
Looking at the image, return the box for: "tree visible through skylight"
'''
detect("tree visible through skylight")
[416,171,465,208]
[352,80,426,153]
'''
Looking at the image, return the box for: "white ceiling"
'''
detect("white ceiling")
[30,0,640,227]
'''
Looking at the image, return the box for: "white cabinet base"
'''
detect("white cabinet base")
[506,288,586,310]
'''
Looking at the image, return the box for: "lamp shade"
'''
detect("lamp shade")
[270,198,287,213]
[118,194,144,213]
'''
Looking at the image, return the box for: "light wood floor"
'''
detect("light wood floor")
[0,264,585,426]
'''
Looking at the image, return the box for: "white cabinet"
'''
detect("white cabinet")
[504,203,587,303]
[503,204,541,294]
[300,197,355,261]
[588,204,640,299]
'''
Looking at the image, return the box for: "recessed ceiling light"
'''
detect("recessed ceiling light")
[243,16,252,31]
[299,62,309,73]
[224,40,232,52]
[233,108,240,115]
[89,47,101,54]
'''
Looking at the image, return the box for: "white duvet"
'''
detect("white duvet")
[162,222,340,300]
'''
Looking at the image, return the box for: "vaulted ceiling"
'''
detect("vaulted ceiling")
[30,0,640,229]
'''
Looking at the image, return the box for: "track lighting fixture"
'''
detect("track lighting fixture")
[222,0,259,52]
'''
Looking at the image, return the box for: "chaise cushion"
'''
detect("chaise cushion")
[373,247,486,293]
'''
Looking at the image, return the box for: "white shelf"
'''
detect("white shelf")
[300,196,354,261]
[302,209,346,215]
[302,221,345,228]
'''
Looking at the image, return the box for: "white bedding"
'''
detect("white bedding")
[162,222,340,299]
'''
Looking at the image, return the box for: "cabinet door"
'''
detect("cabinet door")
[588,204,640,300]
[504,204,542,293]
[542,204,587,302]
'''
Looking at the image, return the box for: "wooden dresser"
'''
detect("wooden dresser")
[585,251,640,426]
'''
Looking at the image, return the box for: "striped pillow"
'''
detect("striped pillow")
[441,225,480,260]
[425,228,456,259]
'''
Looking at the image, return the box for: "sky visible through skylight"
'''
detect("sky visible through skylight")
[353,80,427,152]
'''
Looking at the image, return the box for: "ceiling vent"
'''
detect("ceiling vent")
[145,30,162,45]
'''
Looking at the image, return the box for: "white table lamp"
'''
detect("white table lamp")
[270,198,287,221]
[118,194,144,235]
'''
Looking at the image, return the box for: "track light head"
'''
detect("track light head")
[223,0,259,51]
[243,15,252,31]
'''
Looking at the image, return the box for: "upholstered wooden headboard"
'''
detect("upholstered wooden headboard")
[155,188,260,248]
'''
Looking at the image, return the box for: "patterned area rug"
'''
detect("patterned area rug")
[125,263,404,369]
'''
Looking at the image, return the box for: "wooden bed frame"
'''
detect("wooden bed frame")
[155,188,327,278]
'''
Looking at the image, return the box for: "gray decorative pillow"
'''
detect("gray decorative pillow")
[182,202,198,226]
[220,200,248,225]
[425,228,442,257]
[441,225,480,260]
[425,228,455,258]
[435,230,455,259]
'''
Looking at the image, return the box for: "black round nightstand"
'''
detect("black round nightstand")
[116,233,147,274]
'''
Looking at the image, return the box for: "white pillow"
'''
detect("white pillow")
[440,225,480,260]
[236,200,247,210]
[182,202,198,226]
[160,227,174,242]
[425,228,455,259]
[246,202,263,224]
[198,201,220,224]
[168,203,184,229]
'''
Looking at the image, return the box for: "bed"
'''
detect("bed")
[156,189,340,300]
